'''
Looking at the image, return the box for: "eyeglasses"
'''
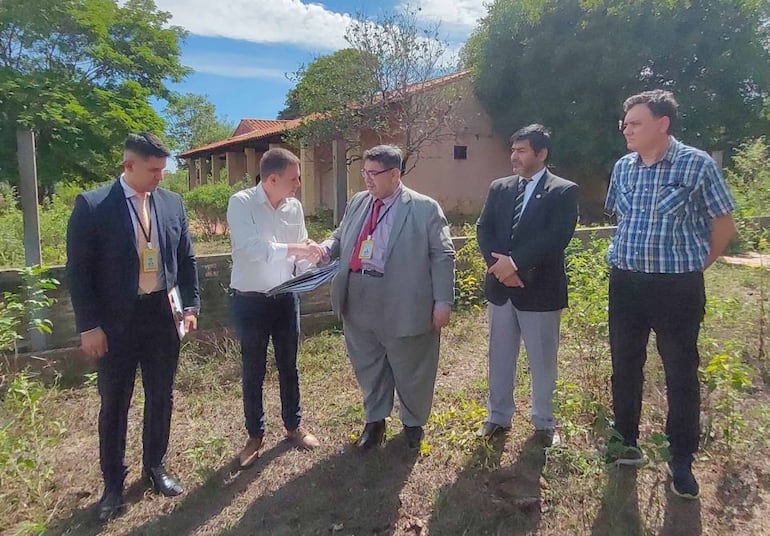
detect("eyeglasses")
[361,167,394,178]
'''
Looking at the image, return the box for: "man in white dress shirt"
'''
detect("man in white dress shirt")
[227,148,324,468]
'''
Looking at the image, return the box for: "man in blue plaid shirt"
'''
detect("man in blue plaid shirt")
[604,90,736,499]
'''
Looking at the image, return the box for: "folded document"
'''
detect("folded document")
[266,260,340,296]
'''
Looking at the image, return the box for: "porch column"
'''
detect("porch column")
[299,143,317,216]
[226,151,247,185]
[332,136,348,225]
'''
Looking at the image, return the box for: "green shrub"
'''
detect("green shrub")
[184,181,235,236]
[725,137,770,253]
[162,169,190,196]
[0,182,17,215]
[454,224,486,310]
[305,208,334,241]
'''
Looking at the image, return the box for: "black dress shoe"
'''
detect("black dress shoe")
[97,490,124,522]
[404,425,424,448]
[356,420,386,449]
[144,466,184,496]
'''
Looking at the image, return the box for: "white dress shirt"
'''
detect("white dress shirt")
[522,167,547,211]
[227,183,311,293]
[120,176,163,293]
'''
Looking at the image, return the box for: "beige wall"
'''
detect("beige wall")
[381,85,512,216]
[307,80,514,217]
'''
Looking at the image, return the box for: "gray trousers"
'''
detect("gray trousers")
[342,272,440,427]
[487,300,562,430]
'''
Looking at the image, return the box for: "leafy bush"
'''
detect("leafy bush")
[0,371,67,533]
[725,137,770,252]
[305,208,334,241]
[0,182,17,215]
[183,179,249,237]
[0,266,58,356]
[454,224,486,310]
[162,169,190,196]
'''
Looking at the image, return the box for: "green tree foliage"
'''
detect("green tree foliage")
[278,48,376,120]
[0,0,189,188]
[288,10,463,174]
[163,93,234,158]
[725,137,770,251]
[462,0,770,183]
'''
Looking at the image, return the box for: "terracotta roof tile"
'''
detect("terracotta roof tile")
[179,71,469,158]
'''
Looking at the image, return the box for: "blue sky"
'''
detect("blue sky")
[155,0,487,126]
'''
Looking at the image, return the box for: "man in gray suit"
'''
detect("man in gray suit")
[476,124,578,447]
[323,144,455,449]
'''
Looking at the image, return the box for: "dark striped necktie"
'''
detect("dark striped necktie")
[511,176,532,234]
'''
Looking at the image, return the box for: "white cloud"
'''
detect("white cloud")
[154,0,352,50]
[405,0,487,32]
[184,53,291,80]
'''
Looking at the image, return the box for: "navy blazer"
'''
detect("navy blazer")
[477,170,578,311]
[66,179,200,335]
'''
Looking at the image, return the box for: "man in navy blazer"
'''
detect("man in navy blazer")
[476,124,578,446]
[66,132,199,521]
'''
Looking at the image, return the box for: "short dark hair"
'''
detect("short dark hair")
[124,132,171,158]
[623,90,678,132]
[363,145,402,172]
[510,124,551,155]
[260,147,300,178]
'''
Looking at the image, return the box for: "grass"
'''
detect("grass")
[2,261,770,535]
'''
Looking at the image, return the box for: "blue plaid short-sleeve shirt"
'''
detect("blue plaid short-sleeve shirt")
[605,137,736,273]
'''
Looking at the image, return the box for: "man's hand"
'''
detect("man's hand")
[81,327,108,360]
[289,241,324,264]
[488,252,517,283]
[501,272,525,288]
[183,312,198,332]
[432,302,451,331]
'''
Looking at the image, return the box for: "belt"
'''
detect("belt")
[136,290,164,301]
[350,268,384,278]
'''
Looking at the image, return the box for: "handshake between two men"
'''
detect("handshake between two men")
[287,239,326,265]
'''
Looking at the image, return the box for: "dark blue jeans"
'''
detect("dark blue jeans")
[609,268,705,458]
[231,292,301,438]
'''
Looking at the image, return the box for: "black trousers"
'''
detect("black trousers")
[231,292,301,438]
[609,268,705,458]
[97,291,180,492]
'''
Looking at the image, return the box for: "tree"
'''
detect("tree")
[288,10,464,174]
[164,93,234,163]
[0,0,189,189]
[462,0,770,186]
[277,49,376,120]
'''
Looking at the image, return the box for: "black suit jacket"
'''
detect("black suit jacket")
[66,179,200,335]
[477,170,578,311]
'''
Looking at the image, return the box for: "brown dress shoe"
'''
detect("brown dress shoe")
[238,436,263,468]
[286,427,320,449]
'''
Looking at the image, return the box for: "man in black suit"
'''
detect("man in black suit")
[476,124,578,446]
[66,132,200,521]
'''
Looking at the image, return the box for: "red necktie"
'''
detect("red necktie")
[349,199,384,272]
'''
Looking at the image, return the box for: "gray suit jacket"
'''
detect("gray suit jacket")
[327,185,455,338]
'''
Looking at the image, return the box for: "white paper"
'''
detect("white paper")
[167,286,187,339]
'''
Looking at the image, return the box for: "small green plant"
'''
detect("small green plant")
[700,351,754,454]
[0,266,58,356]
[454,225,486,310]
[0,371,67,533]
[563,237,611,362]
[428,398,491,460]
[183,435,229,482]
[553,379,612,444]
